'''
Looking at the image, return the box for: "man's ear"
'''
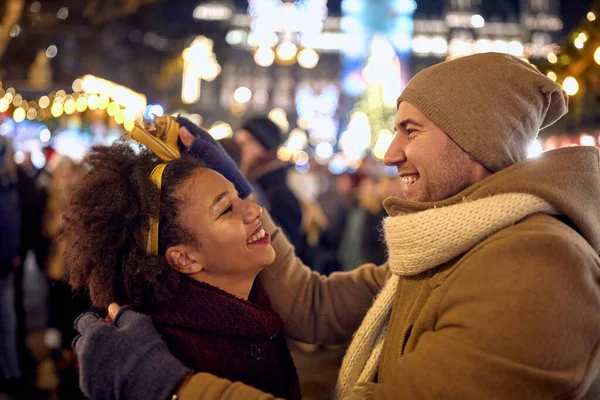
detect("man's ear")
[165,245,203,275]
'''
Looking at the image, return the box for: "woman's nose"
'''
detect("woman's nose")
[243,200,263,223]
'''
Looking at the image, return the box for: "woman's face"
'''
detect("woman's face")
[176,168,275,280]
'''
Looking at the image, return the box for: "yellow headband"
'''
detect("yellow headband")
[130,115,181,256]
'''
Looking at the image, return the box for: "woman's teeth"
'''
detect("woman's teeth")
[402,175,419,186]
[247,228,266,244]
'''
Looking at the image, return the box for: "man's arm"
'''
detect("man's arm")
[367,231,600,399]
[259,210,390,345]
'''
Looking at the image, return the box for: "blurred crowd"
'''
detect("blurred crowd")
[0,118,402,399]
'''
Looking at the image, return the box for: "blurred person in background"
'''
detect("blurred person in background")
[235,117,302,245]
[14,151,50,371]
[0,136,23,395]
[337,176,376,271]
[360,176,403,266]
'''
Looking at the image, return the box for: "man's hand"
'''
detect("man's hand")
[73,303,192,400]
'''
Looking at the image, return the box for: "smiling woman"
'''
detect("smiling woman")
[62,118,300,399]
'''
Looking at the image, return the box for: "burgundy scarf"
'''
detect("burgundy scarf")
[150,277,301,400]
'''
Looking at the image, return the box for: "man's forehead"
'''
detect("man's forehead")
[395,102,427,124]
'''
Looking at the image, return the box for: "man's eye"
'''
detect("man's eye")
[220,206,232,217]
[407,129,418,136]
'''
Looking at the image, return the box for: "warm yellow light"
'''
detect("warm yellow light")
[99,95,110,110]
[4,92,13,103]
[64,99,76,114]
[276,42,298,62]
[0,98,9,112]
[114,110,125,124]
[547,53,558,64]
[72,78,84,92]
[233,87,252,104]
[292,150,309,164]
[26,108,37,120]
[594,47,600,65]
[373,129,394,160]
[76,96,88,112]
[124,119,135,132]
[574,38,584,49]
[39,96,50,109]
[208,122,233,140]
[51,102,64,117]
[578,32,588,43]
[277,147,291,162]
[13,107,26,122]
[297,48,319,69]
[254,46,275,67]
[107,101,120,117]
[588,11,596,21]
[562,76,579,96]
[12,94,22,107]
[87,93,100,110]
[546,71,557,82]
[55,89,66,99]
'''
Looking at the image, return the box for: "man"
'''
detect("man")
[235,117,303,245]
[73,53,600,399]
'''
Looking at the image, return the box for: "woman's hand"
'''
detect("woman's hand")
[177,117,253,199]
[73,303,192,400]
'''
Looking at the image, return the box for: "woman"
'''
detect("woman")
[63,116,300,399]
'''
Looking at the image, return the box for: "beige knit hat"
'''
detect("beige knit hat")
[397,53,568,172]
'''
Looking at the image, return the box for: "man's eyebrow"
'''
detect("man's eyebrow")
[399,118,424,129]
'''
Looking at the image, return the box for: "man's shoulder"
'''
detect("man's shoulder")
[489,213,592,251]
[454,213,600,279]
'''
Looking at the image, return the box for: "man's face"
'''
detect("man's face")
[235,129,265,171]
[383,101,486,202]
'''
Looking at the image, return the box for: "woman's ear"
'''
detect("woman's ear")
[165,245,203,274]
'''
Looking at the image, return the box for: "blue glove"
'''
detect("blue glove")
[176,116,253,199]
[73,307,192,400]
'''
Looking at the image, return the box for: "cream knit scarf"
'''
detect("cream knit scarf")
[335,193,557,399]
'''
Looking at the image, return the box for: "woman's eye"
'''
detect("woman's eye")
[220,206,233,217]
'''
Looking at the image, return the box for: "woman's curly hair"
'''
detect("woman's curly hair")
[63,139,205,311]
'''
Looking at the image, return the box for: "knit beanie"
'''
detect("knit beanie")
[397,53,568,172]
[240,117,283,151]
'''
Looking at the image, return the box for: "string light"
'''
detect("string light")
[51,102,64,118]
[39,96,50,109]
[562,76,579,96]
[27,108,37,120]
[13,107,26,122]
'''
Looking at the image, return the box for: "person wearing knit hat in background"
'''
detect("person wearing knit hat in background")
[235,117,303,246]
[73,52,600,400]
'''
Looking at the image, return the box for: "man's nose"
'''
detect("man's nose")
[383,136,406,167]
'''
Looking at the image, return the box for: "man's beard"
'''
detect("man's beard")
[417,142,475,202]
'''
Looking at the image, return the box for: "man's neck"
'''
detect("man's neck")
[190,271,257,300]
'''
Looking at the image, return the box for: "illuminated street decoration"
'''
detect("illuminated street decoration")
[248,0,327,37]
[181,36,222,104]
[246,0,327,67]
[193,2,234,21]
[340,0,416,96]
[295,84,339,145]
